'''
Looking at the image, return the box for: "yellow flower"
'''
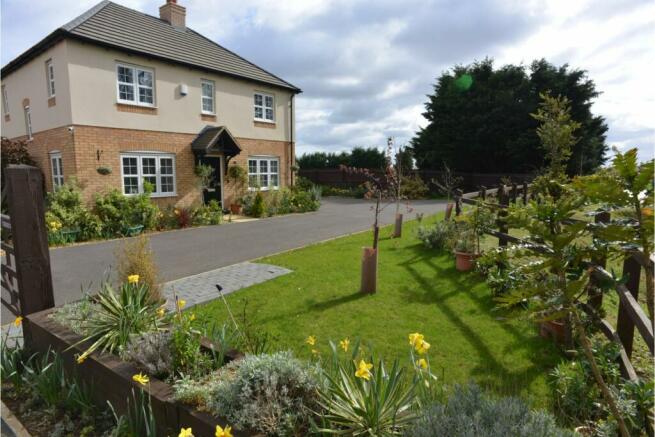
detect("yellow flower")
[416,358,428,369]
[355,360,373,380]
[189,313,196,321]
[311,349,319,355]
[178,428,193,437]
[215,425,233,437]
[132,373,150,386]
[76,353,88,364]
[127,274,140,284]
[339,338,350,352]
[13,316,22,327]
[157,307,166,318]
[177,299,186,309]
[408,332,424,347]
[415,340,430,355]
[174,209,180,216]
[305,335,316,346]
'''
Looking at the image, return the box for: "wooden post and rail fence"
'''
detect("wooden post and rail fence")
[454,184,654,382]
[1,165,55,345]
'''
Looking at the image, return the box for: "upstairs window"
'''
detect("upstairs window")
[116,64,155,106]
[2,85,9,114]
[248,156,279,190]
[120,152,176,197]
[24,106,32,139]
[254,92,274,122]
[50,152,64,189]
[201,79,215,114]
[46,59,56,97]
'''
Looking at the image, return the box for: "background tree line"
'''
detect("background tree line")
[411,58,608,175]
[297,146,387,170]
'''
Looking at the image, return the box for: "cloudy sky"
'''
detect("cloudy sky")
[2,0,653,161]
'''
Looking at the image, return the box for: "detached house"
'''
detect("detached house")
[1,0,300,207]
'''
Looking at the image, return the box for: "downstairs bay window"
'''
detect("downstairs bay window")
[120,152,176,197]
[248,156,279,190]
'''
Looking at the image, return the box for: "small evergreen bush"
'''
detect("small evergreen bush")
[416,220,455,250]
[207,351,322,435]
[406,384,573,437]
[250,191,265,217]
[46,179,102,241]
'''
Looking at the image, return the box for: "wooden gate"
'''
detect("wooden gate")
[1,165,54,343]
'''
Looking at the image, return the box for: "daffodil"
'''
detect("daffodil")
[177,299,186,309]
[355,359,373,380]
[178,428,193,437]
[339,338,350,352]
[415,340,430,355]
[305,335,316,346]
[76,353,88,364]
[189,313,196,321]
[132,373,150,386]
[416,358,428,369]
[215,425,233,437]
[127,274,140,284]
[409,332,424,347]
[13,316,22,327]
[157,307,166,318]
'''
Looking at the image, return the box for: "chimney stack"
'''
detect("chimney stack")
[160,0,186,28]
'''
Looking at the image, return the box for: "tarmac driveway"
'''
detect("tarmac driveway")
[1,197,446,322]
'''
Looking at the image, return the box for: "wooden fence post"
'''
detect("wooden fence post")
[454,189,463,216]
[497,184,509,247]
[5,166,55,344]
[510,183,518,204]
[522,181,528,204]
[480,186,487,201]
[617,255,641,357]
[589,211,610,310]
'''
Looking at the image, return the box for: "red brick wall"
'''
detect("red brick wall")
[13,126,76,193]
[10,125,292,208]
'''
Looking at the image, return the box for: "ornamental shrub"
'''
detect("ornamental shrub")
[46,179,102,240]
[400,174,429,199]
[124,331,174,379]
[406,384,574,437]
[93,187,159,236]
[416,220,455,250]
[192,200,223,226]
[250,191,265,217]
[207,351,322,435]
[115,235,161,302]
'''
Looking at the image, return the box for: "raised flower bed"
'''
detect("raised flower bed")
[26,307,259,437]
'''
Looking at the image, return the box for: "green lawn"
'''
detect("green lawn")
[195,214,562,408]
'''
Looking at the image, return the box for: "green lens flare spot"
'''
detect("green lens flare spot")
[455,74,473,91]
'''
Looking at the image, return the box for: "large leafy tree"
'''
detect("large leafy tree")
[411,58,608,175]
[298,147,386,170]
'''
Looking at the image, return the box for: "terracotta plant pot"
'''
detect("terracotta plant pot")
[360,247,378,294]
[539,320,566,344]
[392,213,403,238]
[229,203,242,215]
[454,251,479,272]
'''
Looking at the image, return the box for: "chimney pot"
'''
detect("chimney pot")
[160,0,185,28]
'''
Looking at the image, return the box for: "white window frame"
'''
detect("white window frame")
[120,152,176,197]
[46,59,56,97]
[201,79,215,114]
[2,85,9,114]
[50,151,64,189]
[24,106,32,139]
[253,92,275,122]
[116,63,155,107]
[248,156,279,190]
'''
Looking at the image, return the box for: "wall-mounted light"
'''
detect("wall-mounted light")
[96,149,104,161]
[179,83,188,96]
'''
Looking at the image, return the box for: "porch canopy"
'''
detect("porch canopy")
[191,125,242,159]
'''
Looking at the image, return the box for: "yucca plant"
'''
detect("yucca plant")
[315,342,417,436]
[73,280,162,360]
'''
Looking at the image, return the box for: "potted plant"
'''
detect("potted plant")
[453,230,478,271]
[226,163,248,215]
[194,163,215,204]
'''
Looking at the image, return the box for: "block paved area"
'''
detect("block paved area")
[161,262,291,310]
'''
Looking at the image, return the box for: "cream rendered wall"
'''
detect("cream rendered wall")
[1,40,73,138]
[66,40,294,141]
